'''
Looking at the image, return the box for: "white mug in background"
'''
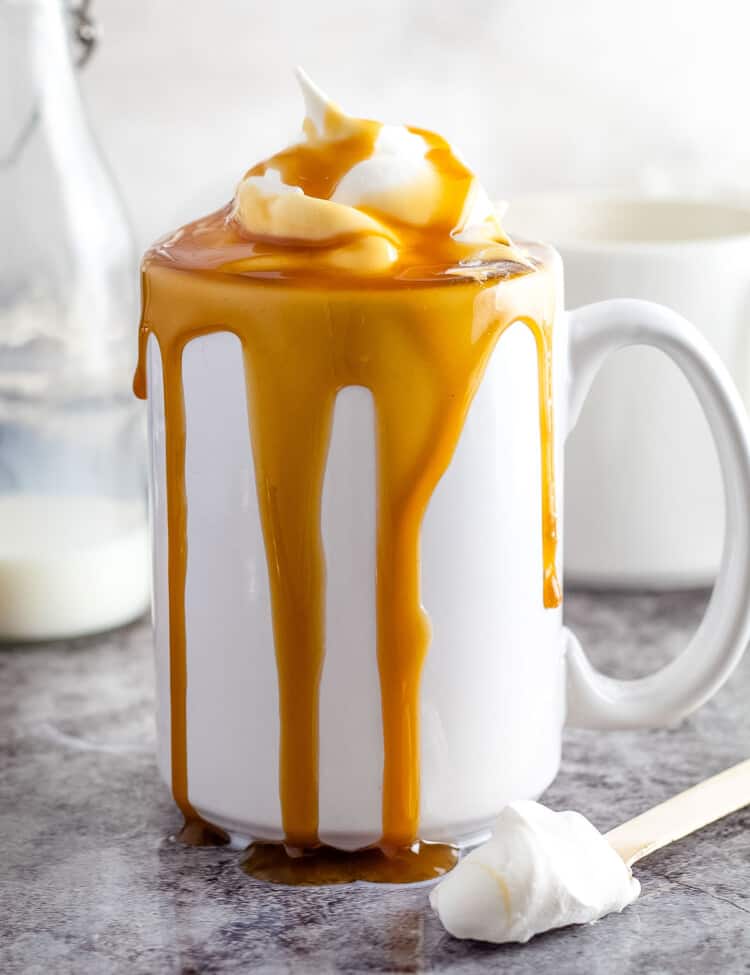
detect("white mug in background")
[145,243,750,849]
[508,196,750,588]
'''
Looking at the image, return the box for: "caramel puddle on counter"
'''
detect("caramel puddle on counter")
[241,840,459,885]
[134,122,560,884]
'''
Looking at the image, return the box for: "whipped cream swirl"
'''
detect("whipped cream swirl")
[430,801,640,943]
[230,70,528,276]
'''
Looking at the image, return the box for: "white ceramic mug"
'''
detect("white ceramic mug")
[508,195,750,588]
[146,247,750,849]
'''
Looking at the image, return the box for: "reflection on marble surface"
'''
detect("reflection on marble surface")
[2,589,750,973]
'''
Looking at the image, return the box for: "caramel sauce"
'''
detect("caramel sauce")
[135,120,561,885]
[242,840,459,886]
[409,125,474,232]
[247,113,380,201]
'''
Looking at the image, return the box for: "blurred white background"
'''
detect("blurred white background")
[80,0,750,251]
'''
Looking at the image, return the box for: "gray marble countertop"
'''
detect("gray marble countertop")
[3,589,750,974]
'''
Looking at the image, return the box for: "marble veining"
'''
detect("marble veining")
[2,589,750,974]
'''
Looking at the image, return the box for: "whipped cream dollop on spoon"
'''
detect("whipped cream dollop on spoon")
[229,69,529,277]
[430,801,639,944]
[431,760,750,944]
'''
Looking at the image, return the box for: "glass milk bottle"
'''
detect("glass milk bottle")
[0,0,149,640]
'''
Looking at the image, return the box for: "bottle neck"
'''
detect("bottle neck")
[1,0,85,165]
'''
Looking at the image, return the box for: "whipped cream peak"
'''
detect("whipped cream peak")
[430,801,640,944]
[230,72,529,277]
[295,67,349,140]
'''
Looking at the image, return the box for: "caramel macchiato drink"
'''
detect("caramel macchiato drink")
[136,71,563,884]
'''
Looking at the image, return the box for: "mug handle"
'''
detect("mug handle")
[564,298,750,728]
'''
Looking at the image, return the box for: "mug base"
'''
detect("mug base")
[188,809,503,855]
[565,569,716,591]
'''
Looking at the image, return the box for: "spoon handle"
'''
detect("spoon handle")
[606,758,750,866]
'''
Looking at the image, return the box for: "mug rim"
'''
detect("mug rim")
[505,192,750,252]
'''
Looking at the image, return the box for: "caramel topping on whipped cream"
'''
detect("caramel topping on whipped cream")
[228,69,528,277]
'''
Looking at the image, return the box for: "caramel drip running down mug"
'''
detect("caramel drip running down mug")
[142,245,750,857]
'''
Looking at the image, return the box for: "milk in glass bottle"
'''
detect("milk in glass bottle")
[0,0,148,639]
